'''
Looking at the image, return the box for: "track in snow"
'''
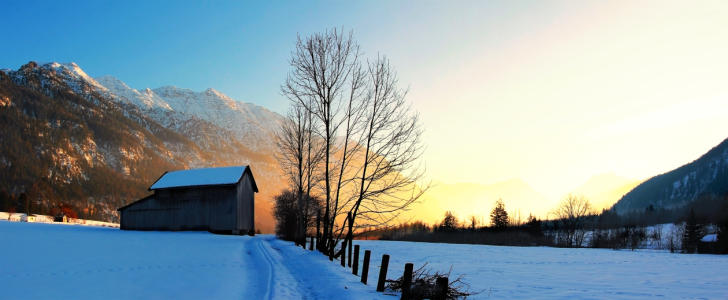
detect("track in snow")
[254,237,277,299]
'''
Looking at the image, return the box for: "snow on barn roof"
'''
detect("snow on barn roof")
[149,166,257,191]
[701,234,717,242]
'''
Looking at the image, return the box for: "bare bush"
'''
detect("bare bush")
[384,263,482,300]
[650,223,665,250]
[550,194,595,248]
[667,224,684,253]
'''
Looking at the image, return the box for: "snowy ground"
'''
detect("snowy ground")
[354,240,728,299]
[3,221,726,299]
[0,221,386,299]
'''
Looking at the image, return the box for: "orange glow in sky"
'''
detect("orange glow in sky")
[377,1,728,220]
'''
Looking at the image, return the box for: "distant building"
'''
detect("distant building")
[0,212,9,220]
[21,214,36,222]
[698,234,718,254]
[54,213,68,223]
[9,213,25,222]
[34,215,54,223]
[117,166,257,235]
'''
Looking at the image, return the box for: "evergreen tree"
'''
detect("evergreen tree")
[0,190,8,212]
[716,193,728,254]
[490,198,509,229]
[526,214,543,237]
[440,211,459,231]
[681,208,703,254]
[18,193,28,214]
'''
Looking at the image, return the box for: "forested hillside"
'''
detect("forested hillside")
[613,137,728,213]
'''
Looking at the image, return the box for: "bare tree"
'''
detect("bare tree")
[651,223,665,250]
[550,193,595,248]
[274,103,325,246]
[467,214,480,230]
[344,55,429,244]
[281,28,368,254]
[280,29,428,256]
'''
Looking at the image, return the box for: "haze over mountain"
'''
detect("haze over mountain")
[0,62,284,232]
[423,179,554,221]
[571,173,643,211]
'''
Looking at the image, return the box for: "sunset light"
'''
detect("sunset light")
[2,1,728,298]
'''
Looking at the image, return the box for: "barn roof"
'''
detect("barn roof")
[148,166,258,192]
[116,194,155,212]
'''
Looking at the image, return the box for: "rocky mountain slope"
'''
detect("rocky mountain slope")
[0,62,284,231]
[613,137,728,213]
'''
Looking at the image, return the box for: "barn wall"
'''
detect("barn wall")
[236,173,255,232]
[120,186,238,231]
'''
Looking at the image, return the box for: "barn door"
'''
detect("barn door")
[190,196,200,230]
[180,199,190,230]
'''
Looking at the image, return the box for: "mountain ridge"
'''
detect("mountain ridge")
[613,137,728,213]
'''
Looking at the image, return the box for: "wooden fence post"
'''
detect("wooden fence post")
[340,241,347,267]
[309,236,314,251]
[376,254,390,292]
[347,212,353,267]
[361,250,371,285]
[352,245,360,275]
[401,263,413,300]
[435,277,448,300]
[329,240,336,261]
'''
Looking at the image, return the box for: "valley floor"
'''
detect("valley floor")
[355,239,728,299]
[0,221,385,299]
[2,221,726,299]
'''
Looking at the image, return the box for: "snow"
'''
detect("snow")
[2,222,727,299]
[0,221,387,299]
[149,166,249,190]
[95,75,173,111]
[352,240,728,299]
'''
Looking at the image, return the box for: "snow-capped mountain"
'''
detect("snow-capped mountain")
[95,75,282,152]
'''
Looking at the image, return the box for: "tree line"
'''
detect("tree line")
[367,192,728,254]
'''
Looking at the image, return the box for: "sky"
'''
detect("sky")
[2,0,728,200]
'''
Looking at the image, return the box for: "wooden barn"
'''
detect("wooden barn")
[698,234,718,254]
[117,166,258,234]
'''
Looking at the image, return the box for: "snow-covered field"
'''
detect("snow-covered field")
[0,221,386,299]
[354,240,728,299]
[3,221,726,299]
